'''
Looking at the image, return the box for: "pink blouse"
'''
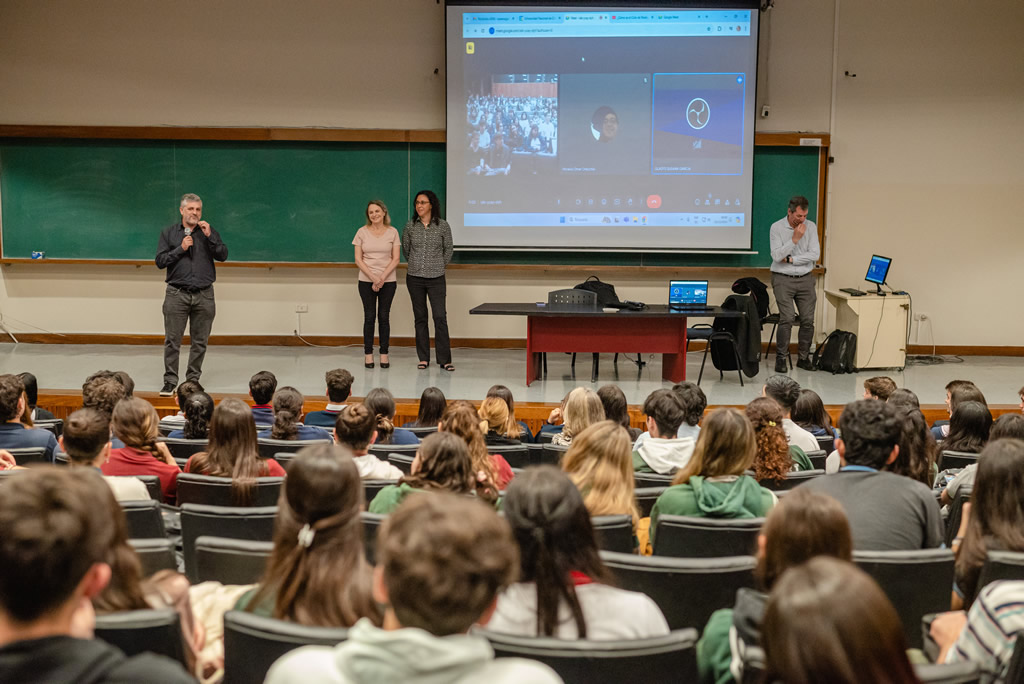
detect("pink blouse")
[352,226,399,283]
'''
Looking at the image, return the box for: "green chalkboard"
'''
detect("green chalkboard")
[0,139,817,267]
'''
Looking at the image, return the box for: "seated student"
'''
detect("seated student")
[61,407,148,502]
[102,397,182,504]
[887,387,921,410]
[935,583,1024,682]
[16,388,35,429]
[562,421,639,528]
[536,392,570,441]
[485,384,533,443]
[762,557,918,684]
[698,488,854,684]
[597,384,642,441]
[159,379,204,428]
[259,387,332,442]
[478,397,521,447]
[799,400,943,550]
[941,400,992,455]
[187,397,286,502]
[334,403,403,480]
[863,376,897,401]
[791,388,837,438]
[887,407,937,488]
[0,374,58,462]
[933,381,986,441]
[942,414,1024,506]
[746,397,813,485]
[487,466,668,640]
[632,382,707,454]
[364,387,418,445]
[650,408,776,541]
[762,375,820,456]
[402,386,446,428]
[304,368,354,428]
[441,401,512,493]
[369,432,483,513]
[0,468,193,683]
[237,443,382,626]
[632,389,695,475]
[113,371,135,398]
[249,370,278,426]
[16,372,55,421]
[82,371,128,448]
[551,387,604,447]
[266,492,561,684]
[167,390,214,440]
[949,438,1024,611]
[90,473,203,674]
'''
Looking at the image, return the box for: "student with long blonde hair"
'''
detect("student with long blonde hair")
[440,400,511,495]
[478,396,521,446]
[562,420,639,525]
[485,384,532,442]
[551,387,605,447]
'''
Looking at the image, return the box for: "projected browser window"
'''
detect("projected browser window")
[446,6,759,252]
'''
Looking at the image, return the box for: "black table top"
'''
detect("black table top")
[469,303,744,318]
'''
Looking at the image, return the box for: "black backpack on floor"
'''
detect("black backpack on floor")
[813,330,857,374]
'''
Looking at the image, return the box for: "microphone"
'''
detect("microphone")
[184,226,192,251]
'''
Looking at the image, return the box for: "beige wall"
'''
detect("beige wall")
[1,0,1020,346]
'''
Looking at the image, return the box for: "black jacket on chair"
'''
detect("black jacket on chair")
[710,295,761,378]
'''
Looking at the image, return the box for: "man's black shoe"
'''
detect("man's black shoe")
[774,358,788,373]
[797,358,817,371]
[159,383,176,397]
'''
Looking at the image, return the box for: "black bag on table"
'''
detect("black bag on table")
[813,330,857,374]
[574,276,621,307]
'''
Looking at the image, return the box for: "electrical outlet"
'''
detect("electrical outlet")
[760,104,771,118]
[295,304,308,313]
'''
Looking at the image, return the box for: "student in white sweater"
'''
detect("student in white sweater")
[333,403,403,480]
[486,466,669,640]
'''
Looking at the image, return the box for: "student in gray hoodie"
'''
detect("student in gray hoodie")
[266,493,562,684]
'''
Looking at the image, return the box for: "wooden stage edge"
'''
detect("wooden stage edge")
[3,332,1023,358]
[33,389,1022,435]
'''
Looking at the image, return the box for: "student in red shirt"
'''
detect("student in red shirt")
[102,397,181,504]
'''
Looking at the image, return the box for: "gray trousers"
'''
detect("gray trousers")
[771,272,816,360]
[163,285,216,385]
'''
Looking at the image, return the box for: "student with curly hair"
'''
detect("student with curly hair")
[441,400,512,494]
[746,397,813,483]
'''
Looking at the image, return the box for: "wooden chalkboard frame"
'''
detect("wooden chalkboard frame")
[0,125,829,271]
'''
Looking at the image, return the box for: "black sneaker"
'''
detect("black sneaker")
[159,382,176,397]
[797,358,817,372]
[774,357,789,373]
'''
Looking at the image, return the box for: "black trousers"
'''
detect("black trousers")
[162,284,216,385]
[406,274,451,365]
[357,280,397,354]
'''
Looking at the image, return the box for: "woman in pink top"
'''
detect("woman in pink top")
[352,200,401,369]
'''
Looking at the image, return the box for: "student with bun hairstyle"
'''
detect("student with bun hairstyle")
[237,443,381,627]
[259,387,331,442]
[61,407,148,502]
[334,402,403,480]
[762,557,920,684]
[487,466,668,639]
[697,488,853,684]
[368,431,479,513]
[478,396,521,447]
[364,387,418,445]
[103,397,181,503]
[186,397,286,505]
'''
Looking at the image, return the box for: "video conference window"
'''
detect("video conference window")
[446,5,759,251]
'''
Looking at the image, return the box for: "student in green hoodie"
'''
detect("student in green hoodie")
[650,408,777,543]
[368,431,477,513]
[696,488,853,684]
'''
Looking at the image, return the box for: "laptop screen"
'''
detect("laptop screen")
[669,280,709,306]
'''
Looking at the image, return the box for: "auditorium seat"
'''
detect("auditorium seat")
[368,443,419,459]
[33,418,63,437]
[484,628,698,684]
[854,548,955,650]
[407,426,438,437]
[134,474,162,500]
[540,442,569,466]
[488,444,531,468]
[194,535,273,584]
[652,515,763,558]
[272,451,297,470]
[600,551,756,633]
[804,449,828,470]
[977,550,1024,594]
[945,487,973,548]
[6,446,48,465]
[176,472,283,507]
[121,499,167,539]
[814,434,835,454]
[387,453,414,475]
[180,504,277,582]
[361,511,387,565]
[938,450,979,471]
[363,479,398,507]
[161,437,209,464]
[128,537,177,576]
[759,469,825,491]
[222,610,349,684]
[635,486,667,518]
[258,437,330,461]
[591,514,634,554]
[634,472,674,489]
[94,608,186,667]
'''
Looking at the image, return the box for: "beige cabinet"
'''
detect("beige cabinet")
[824,291,909,369]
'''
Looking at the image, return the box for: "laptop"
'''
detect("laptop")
[668,280,712,311]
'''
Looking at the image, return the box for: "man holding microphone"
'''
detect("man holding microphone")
[155,193,228,395]
[769,195,820,373]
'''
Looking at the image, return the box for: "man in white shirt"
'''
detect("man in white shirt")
[769,195,820,372]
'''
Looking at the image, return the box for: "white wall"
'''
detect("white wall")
[1,0,1020,346]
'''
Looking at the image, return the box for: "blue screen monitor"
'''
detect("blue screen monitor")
[865,255,892,286]
[669,280,709,306]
